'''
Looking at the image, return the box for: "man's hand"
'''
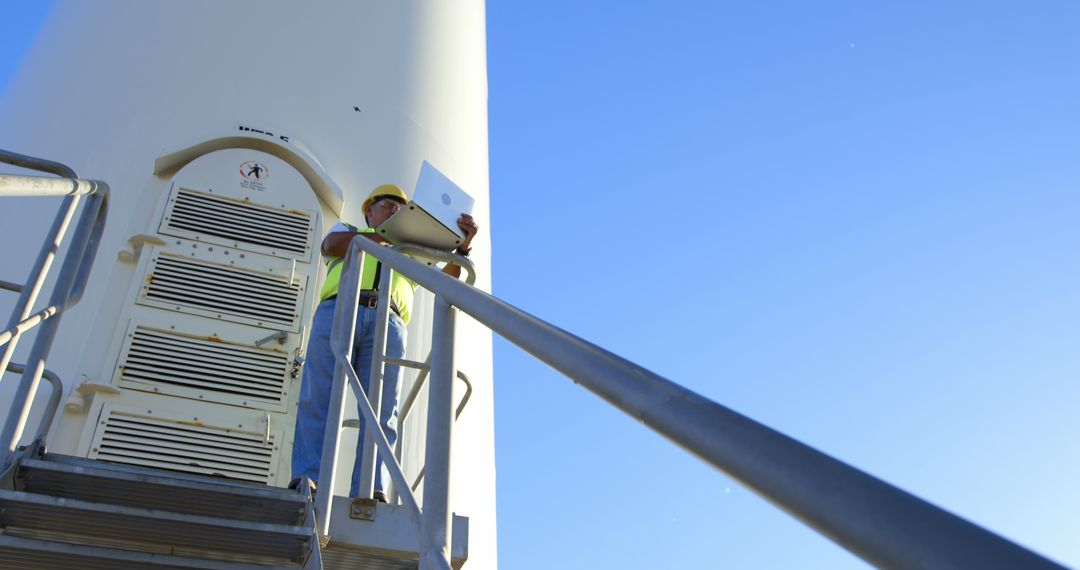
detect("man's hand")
[456,214,478,251]
[444,214,480,278]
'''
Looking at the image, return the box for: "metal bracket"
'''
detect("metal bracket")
[64,379,121,414]
[0,437,43,490]
[117,233,166,263]
[349,497,378,521]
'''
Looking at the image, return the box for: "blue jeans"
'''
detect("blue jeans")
[291,297,406,496]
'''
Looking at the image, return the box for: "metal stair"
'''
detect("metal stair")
[0,449,321,569]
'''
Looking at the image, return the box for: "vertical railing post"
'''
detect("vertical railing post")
[358,266,395,499]
[420,294,456,569]
[315,246,365,540]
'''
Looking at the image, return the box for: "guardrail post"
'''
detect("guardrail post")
[420,294,455,570]
[358,266,395,499]
[315,247,365,540]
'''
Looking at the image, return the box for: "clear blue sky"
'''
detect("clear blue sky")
[5,2,1080,568]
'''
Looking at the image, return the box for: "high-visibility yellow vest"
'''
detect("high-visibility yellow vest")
[318,226,416,324]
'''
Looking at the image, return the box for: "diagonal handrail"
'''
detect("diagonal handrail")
[332,234,1065,570]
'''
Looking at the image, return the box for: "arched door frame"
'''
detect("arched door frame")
[153,131,344,216]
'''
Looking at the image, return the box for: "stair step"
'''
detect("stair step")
[0,534,297,569]
[322,545,418,570]
[19,455,306,525]
[0,490,311,562]
[39,453,297,494]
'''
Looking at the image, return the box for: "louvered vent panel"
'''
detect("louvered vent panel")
[92,411,274,483]
[119,327,289,407]
[162,188,313,258]
[143,254,301,330]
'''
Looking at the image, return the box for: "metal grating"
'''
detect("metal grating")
[162,188,314,258]
[119,327,289,408]
[142,253,302,331]
[0,534,280,570]
[91,411,275,484]
[18,456,307,525]
[0,490,308,562]
[322,546,418,570]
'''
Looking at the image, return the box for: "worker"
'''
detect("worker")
[291,183,478,501]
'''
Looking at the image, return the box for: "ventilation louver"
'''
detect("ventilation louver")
[91,410,275,483]
[161,188,314,259]
[141,253,303,331]
[119,327,290,409]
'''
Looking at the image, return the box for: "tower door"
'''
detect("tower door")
[76,148,324,486]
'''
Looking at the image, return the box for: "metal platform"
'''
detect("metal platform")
[322,495,469,570]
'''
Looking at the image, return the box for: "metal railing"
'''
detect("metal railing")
[339,360,474,500]
[395,364,472,497]
[316,241,474,569]
[0,150,109,470]
[320,233,1065,570]
[343,352,474,501]
[4,363,63,448]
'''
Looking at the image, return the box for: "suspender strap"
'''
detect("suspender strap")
[372,261,382,292]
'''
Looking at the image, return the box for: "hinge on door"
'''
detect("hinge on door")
[255,330,289,347]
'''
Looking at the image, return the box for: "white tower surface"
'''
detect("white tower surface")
[0,1,496,567]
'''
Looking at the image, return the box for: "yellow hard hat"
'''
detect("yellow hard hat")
[362,184,409,213]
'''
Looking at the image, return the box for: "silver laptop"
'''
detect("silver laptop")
[376,161,475,252]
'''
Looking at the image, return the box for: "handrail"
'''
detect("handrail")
[395,365,473,434]
[385,356,474,446]
[0,150,109,469]
[405,371,473,495]
[338,354,473,502]
[314,238,475,570]
[0,150,77,178]
[315,245,424,545]
[4,364,63,445]
[332,235,1064,570]
[390,360,473,495]
[0,149,82,381]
